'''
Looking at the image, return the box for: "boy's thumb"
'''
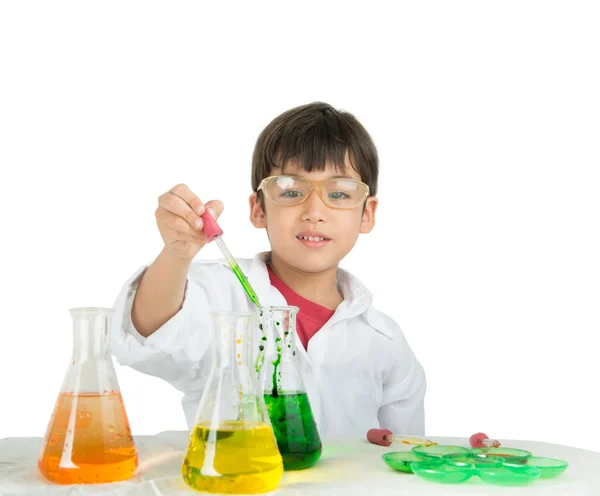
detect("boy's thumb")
[204,200,224,220]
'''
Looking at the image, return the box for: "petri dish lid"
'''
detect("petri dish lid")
[410,460,474,484]
[381,451,422,473]
[505,456,568,479]
[477,464,541,486]
[472,447,531,462]
[412,445,472,459]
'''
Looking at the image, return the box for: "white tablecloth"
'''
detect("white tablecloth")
[1,432,599,495]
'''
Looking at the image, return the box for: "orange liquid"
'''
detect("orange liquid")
[38,392,138,484]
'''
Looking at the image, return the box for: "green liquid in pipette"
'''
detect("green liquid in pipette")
[230,261,261,307]
[214,237,261,308]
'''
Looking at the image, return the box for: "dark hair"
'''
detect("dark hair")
[251,102,378,197]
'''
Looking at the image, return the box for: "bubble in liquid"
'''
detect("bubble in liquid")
[107,424,116,432]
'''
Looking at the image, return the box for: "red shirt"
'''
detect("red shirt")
[267,264,336,350]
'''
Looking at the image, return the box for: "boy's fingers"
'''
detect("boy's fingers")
[203,200,224,220]
[158,191,203,230]
[157,206,203,236]
[169,183,206,215]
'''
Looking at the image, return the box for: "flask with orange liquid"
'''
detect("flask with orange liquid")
[38,307,138,484]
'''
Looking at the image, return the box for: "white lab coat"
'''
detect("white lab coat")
[110,251,427,437]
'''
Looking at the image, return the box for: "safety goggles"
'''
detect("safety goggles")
[257,175,370,209]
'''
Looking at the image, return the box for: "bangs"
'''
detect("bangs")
[269,111,357,175]
[252,102,378,195]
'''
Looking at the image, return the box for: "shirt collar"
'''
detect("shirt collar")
[246,251,373,303]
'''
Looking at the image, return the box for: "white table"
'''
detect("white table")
[1,432,599,495]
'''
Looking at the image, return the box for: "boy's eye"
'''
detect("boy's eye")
[328,191,351,200]
[280,190,303,198]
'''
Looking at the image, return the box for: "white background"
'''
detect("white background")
[1,1,599,452]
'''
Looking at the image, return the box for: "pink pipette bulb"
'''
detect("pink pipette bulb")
[470,432,501,448]
[366,429,437,447]
[200,210,223,241]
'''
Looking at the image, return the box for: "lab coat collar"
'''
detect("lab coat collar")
[242,252,394,340]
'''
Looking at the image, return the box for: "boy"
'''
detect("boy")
[110,102,426,436]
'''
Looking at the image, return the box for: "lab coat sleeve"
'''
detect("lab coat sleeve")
[377,320,427,436]
[109,262,221,394]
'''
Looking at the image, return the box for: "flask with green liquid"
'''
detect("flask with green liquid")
[259,306,322,470]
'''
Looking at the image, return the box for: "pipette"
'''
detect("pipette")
[200,209,261,308]
[470,432,501,448]
[367,429,437,447]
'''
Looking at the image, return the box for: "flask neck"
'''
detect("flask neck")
[211,312,254,372]
[261,306,298,357]
[69,307,113,360]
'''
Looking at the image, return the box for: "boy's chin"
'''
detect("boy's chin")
[275,249,342,274]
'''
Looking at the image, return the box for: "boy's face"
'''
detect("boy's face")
[249,159,378,274]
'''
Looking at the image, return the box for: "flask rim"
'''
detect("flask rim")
[258,306,300,312]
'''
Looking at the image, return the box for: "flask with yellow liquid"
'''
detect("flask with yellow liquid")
[182,311,283,494]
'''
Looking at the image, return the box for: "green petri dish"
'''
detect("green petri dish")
[381,451,422,473]
[472,447,531,463]
[506,456,568,479]
[410,460,474,484]
[477,464,541,486]
[412,445,472,460]
[445,455,504,470]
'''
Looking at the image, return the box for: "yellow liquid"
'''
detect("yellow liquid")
[182,421,283,494]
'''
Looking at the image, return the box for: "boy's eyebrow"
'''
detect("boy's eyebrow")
[289,173,355,180]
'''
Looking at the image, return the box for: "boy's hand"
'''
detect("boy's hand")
[155,184,224,262]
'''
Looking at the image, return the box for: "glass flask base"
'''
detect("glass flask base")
[182,421,283,494]
[38,392,138,484]
[264,391,322,470]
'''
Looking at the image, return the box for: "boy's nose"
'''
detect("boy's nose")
[300,190,327,223]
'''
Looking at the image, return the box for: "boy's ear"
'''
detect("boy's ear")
[249,192,267,228]
[360,196,378,234]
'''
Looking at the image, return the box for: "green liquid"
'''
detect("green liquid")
[263,392,322,470]
[271,339,282,396]
[230,262,261,308]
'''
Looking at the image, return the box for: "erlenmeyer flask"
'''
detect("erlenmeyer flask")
[182,311,283,494]
[38,307,138,484]
[261,306,322,470]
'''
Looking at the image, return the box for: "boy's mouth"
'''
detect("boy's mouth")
[296,232,331,248]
